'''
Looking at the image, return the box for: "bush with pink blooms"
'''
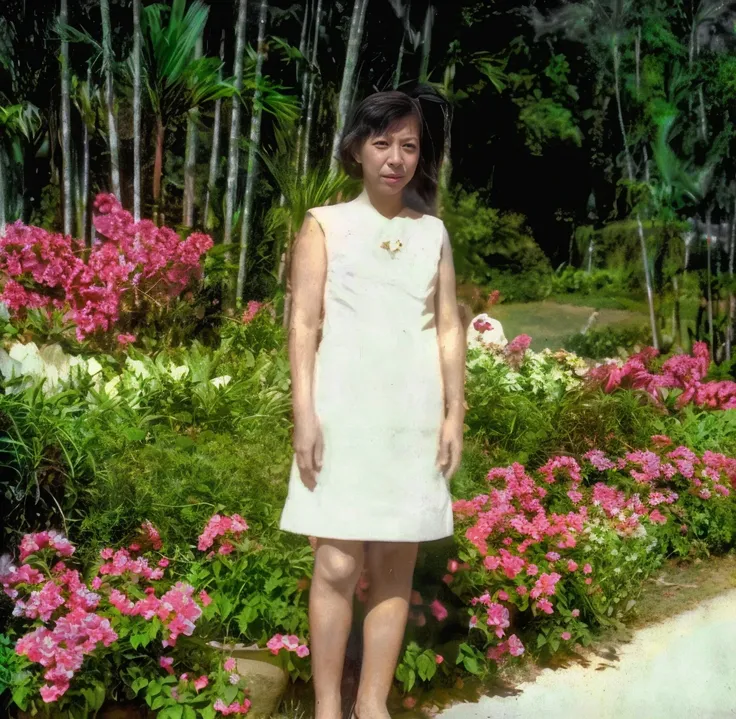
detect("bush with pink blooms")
[0,514,311,717]
[405,437,736,683]
[588,341,736,411]
[0,193,212,348]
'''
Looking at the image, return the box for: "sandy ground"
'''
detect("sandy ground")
[437,587,736,719]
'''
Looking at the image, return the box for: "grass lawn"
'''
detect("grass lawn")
[488,300,649,353]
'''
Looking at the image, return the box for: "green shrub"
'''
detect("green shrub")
[562,324,653,359]
[442,188,553,302]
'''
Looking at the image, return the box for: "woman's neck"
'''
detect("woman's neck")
[361,185,404,219]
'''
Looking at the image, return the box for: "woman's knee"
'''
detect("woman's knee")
[313,539,365,589]
[366,541,418,579]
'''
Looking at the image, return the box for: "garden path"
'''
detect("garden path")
[437,587,736,718]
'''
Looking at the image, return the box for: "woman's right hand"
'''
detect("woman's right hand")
[294,410,324,491]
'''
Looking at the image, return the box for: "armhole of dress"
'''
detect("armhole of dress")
[305,208,328,249]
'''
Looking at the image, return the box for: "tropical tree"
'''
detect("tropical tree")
[529,0,660,349]
[138,0,236,222]
[330,0,369,173]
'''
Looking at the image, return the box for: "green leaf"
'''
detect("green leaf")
[416,653,437,682]
[463,656,481,675]
[151,695,167,710]
[130,633,151,649]
[122,427,147,441]
[222,683,239,704]
[131,677,149,694]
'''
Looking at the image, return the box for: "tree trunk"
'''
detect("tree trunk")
[153,118,165,221]
[330,0,369,173]
[204,30,226,230]
[727,197,736,361]
[236,0,268,303]
[223,0,248,259]
[419,4,434,83]
[294,0,312,180]
[133,0,142,221]
[81,117,90,244]
[100,0,121,199]
[613,36,659,350]
[302,0,323,177]
[706,207,714,359]
[60,0,73,236]
[183,36,203,227]
[393,35,405,89]
[0,147,6,237]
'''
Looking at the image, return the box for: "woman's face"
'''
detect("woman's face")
[354,114,421,197]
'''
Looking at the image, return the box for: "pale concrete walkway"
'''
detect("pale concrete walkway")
[438,588,736,719]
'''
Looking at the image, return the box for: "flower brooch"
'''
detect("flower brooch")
[380,238,404,258]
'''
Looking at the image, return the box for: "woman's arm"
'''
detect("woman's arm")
[288,212,327,421]
[435,224,467,422]
[435,223,466,480]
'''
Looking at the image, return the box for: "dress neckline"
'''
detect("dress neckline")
[354,188,422,222]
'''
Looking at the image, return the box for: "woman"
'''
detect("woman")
[279,87,466,719]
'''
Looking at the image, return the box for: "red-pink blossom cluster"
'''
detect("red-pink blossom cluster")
[1,533,116,702]
[19,531,75,562]
[197,513,249,554]
[0,194,212,341]
[588,341,736,410]
[213,698,252,715]
[266,633,310,658]
[242,300,264,324]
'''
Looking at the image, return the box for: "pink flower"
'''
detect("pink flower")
[545,551,560,562]
[224,657,237,672]
[430,599,448,622]
[508,634,525,657]
[516,585,528,596]
[193,675,208,692]
[159,656,174,675]
[649,509,667,524]
[567,560,578,572]
[198,514,248,553]
[536,598,554,614]
[583,563,592,575]
[296,644,310,658]
[267,634,284,655]
[469,615,478,628]
[585,578,592,585]
[447,559,460,573]
[242,300,264,324]
[497,590,509,601]
[526,564,538,576]
[435,654,444,664]
[442,573,454,585]
[199,590,212,607]
[158,558,169,568]
[572,609,580,618]
[117,333,136,346]
[561,632,572,641]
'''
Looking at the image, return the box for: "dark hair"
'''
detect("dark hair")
[338,84,450,214]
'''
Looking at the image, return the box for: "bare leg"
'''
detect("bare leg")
[310,538,366,719]
[355,541,419,718]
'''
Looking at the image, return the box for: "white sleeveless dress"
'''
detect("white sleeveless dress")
[278,190,454,542]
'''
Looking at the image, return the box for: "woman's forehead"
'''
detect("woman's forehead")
[379,115,421,138]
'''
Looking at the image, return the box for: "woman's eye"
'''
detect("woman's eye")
[404,144,417,150]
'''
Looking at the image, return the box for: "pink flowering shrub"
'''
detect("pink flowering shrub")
[445,437,736,673]
[0,194,212,344]
[588,341,736,411]
[0,514,310,714]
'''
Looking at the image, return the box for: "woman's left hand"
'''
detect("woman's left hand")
[436,413,464,480]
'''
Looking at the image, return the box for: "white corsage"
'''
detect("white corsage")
[380,238,403,258]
